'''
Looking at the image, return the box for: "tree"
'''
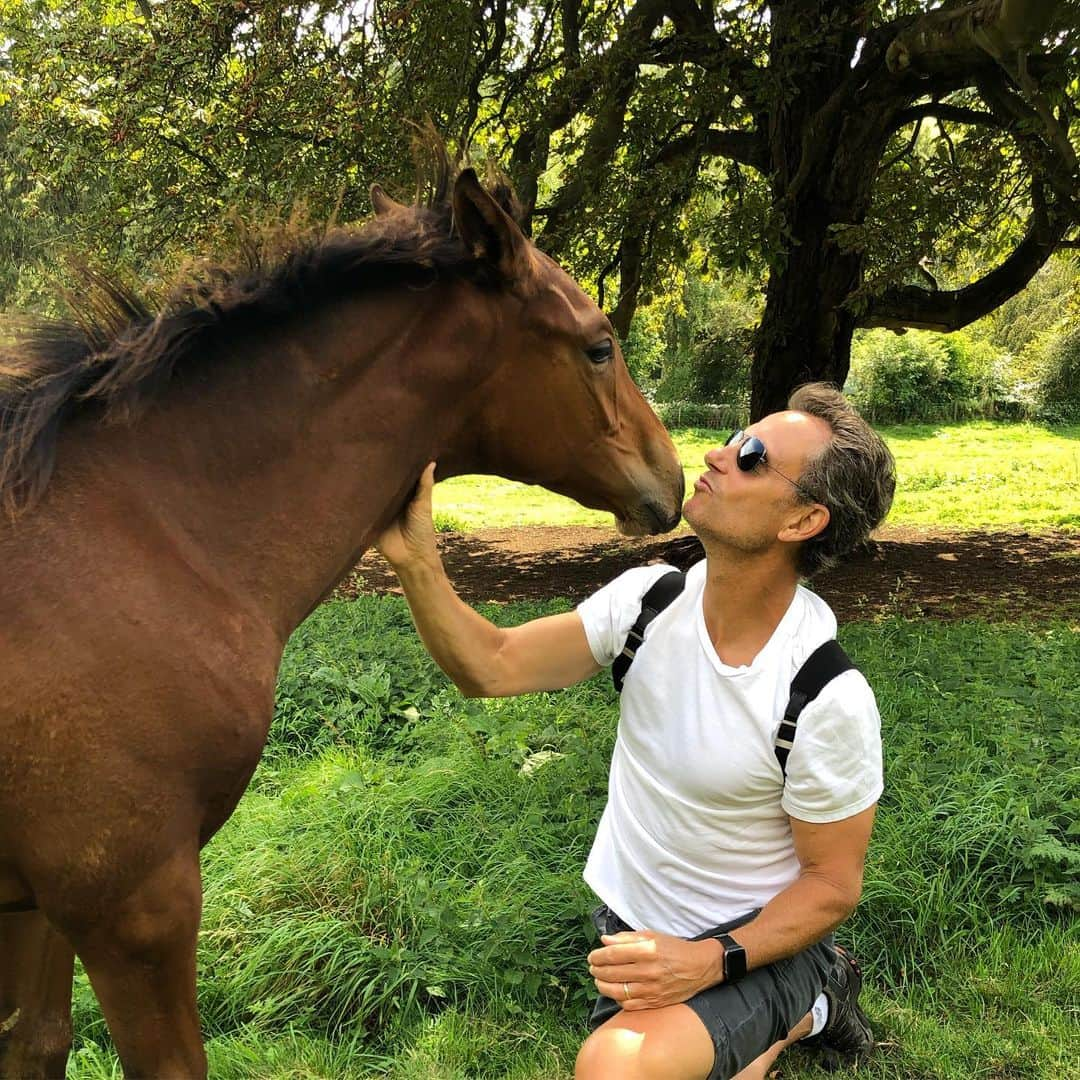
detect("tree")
[2,1,1078,415]
[480,0,1080,415]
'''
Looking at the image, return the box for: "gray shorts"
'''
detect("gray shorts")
[587,905,835,1080]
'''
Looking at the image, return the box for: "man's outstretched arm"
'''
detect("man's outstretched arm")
[376,463,602,697]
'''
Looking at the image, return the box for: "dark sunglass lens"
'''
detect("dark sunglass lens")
[737,437,765,472]
[724,430,743,447]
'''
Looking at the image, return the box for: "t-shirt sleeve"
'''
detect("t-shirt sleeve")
[780,668,884,823]
[575,563,679,667]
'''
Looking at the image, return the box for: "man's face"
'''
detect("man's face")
[682,410,831,554]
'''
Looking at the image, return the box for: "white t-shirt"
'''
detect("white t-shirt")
[576,560,883,938]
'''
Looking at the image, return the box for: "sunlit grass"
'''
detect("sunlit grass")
[67,601,1079,1079]
[431,422,1080,531]
[885,422,1080,528]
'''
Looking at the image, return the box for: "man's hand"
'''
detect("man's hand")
[588,929,724,1011]
[375,462,439,572]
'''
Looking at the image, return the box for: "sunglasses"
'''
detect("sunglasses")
[725,430,817,501]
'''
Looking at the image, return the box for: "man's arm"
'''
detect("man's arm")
[586,805,876,1009]
[376,463,602,697]
[718,804,877,970]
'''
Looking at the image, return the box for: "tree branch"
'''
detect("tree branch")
[646,30,761,99]
[461,0,508,146]
[860,188,1072,332]
[887,101,1002,134]
[977,69,1080,225]
[530,0,676,249]
[885,0,1063,77]
[880,116,924,171]
[654,127,767,172]
[134,0,160,42]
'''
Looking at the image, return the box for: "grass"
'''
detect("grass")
[431,421,1080,531]
[66,599,1080,1079]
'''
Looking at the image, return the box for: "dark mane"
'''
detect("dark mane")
[0,154,522,520]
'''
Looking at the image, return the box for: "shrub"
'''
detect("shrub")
[651,400,745,430]
[847,328,1010,423]
[1024,317,1080,422]
[635,273,759,411]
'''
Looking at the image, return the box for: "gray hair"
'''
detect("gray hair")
[788,383,896,578]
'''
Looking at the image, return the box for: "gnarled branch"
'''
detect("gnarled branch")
[654,127,767,172]
[860,187,1072,332]
[887,101,1002,134]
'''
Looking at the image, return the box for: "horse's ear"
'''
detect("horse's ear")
[452,168,531,283]
[370,183,405,216]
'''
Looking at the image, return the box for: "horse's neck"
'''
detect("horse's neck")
[80,286,492,639]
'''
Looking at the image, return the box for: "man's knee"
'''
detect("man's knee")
[576,1025,660,1080]
[575,1012,714,1080]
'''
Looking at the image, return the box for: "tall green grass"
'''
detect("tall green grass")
[67,599,1079,1078]
[431,422,1080,530]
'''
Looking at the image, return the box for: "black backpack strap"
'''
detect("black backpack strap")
[612,570,686,692]
[775,639,855,777]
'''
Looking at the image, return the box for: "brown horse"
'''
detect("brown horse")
[0,162,683,1078]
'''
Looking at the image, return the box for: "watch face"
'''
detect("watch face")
[722,935,747,981]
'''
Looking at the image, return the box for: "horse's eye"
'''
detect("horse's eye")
[586,339,614,365]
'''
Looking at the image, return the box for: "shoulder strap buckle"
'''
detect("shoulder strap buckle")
[611,570,686,692]
[774,639,855,778]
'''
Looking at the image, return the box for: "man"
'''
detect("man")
[376,383,896,1080]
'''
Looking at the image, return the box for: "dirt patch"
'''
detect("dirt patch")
[341,526,1079,621]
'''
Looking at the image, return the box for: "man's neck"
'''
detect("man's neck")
[700,548,801,668]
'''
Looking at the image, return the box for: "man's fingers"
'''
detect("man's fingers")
[593,978,657,1010]
[420,461,437,492]
[589,937,656,966]
[600,932,655,948]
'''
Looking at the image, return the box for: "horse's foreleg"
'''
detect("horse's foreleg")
[72,847,207,1080]
[0,909,75,1079]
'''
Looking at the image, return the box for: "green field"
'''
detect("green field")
[432,422,1080,531]
[67,598,1079,1079]
[63,421,1079,1078]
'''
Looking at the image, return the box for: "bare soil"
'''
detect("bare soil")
[343,526,1079,621]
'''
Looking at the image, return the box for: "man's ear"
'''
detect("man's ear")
[779,503,830,545]
[452,168,532,283]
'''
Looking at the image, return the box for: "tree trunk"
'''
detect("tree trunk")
[750,2,898,419]
[750,205,866,419]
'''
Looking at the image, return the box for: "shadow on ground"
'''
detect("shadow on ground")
[343,526,1079,621]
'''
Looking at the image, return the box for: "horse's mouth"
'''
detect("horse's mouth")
[616,500,682,537]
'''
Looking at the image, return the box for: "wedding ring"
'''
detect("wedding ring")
[623,981,632,1002]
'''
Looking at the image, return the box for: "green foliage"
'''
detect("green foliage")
[634,273,759,410]
[979,253,1080,358]
[1,0,1077,423]
[0,0,475,310]
[847,329,1008,423]
[1023,317,1080,422]
[67,598,1080,1077]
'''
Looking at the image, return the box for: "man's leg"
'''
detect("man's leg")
[731,1012,813,1080]
[575,1003,715,1080]
[575,1006,815,1080]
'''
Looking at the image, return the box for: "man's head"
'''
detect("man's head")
[683,383,895,577]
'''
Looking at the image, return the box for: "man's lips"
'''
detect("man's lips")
[694,473,714,494]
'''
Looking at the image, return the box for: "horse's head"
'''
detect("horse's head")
[433,170,684,536]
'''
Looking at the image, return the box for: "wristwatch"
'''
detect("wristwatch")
[717,933,747,983]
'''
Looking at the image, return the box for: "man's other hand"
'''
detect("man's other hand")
[588,929,724,1011]
[375,461,440,571]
